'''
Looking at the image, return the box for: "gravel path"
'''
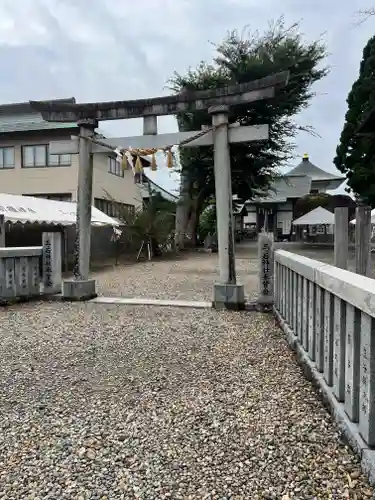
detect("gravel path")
[94,249,259,301]
[0,301,373,499]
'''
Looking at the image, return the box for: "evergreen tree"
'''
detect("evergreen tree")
[169,19,328,246]
[334,35,375,206]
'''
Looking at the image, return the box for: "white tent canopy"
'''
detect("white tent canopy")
[292,206,334,226]
[350,208,375,225]
[0,193,119,226]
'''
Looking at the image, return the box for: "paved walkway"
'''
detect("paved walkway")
[0,249,373,498]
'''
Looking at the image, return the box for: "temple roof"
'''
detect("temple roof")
[253,174,312,204]
[288,154,345,182]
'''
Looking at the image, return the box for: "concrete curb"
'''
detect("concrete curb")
[273,307,375,486]
[41,295,260,311]
[91,297,213,308]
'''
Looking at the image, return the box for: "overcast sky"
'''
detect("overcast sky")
[0,0,374,195]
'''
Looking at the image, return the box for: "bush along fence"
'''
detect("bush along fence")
[0,232,62,302]
[273,248,375,482]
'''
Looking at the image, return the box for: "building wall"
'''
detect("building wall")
[0,130,143,211]
[277,210,293,235]
[0,130,78,200]
[244,203,257,225]
[310,180,330,193]
[92,153,143,209]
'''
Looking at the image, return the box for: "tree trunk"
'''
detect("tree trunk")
[175,168,191,250]
[185,194,203,247]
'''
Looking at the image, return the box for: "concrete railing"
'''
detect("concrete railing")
[0,232,62,301]
[274,249,375,449]
[0,246,43,299]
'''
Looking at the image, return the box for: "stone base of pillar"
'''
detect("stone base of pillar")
[257,295,274,313]
[213,283,245,310]
[62,279,97,301]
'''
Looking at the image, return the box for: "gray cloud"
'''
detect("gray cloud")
[0,0,374,193]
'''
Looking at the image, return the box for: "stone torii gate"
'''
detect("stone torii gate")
[30,71,289,309]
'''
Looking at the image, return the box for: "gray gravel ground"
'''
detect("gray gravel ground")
[94,249,258,301]
[0,301,373,499]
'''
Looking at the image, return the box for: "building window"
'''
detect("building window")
[24,193,72,202]
[22,145,47,167]
[108,157,124,177]
[0,147,15,169]
[22,145,71,167]
[94,198,134,219]
[49,153,72,166]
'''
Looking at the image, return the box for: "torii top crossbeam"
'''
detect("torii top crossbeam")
[30,72,289,122]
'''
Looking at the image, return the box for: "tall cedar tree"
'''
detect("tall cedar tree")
[334,35,375,206]
[169,19,328,204]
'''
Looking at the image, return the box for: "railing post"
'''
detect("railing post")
[315,286,324,372]
[283,266,288,318]
[344,305,361,422]
[302,278,309,351]
[281,264,285,317]
[359,312,375,445]
[293,271,298,333]
[3,257,15,298]
[273,261,278,309]
[333,297,346,402]
[296,274,302,341]
[0,214,5,247]
[287,267,293,324]
[323,291,334,386]
[308,282,316,361]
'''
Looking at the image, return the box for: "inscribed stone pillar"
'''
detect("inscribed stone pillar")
[42,232,62,294]
[257,232,274,309]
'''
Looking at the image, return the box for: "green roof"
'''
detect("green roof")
[0,121,78,133]
[0,98,78,134]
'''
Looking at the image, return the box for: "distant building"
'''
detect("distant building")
[243,154,345,238]
[139,174,178,204]
[0,98,150,219]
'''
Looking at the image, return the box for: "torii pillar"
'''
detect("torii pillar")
[209,105,244,309]
[62,118,98,301]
